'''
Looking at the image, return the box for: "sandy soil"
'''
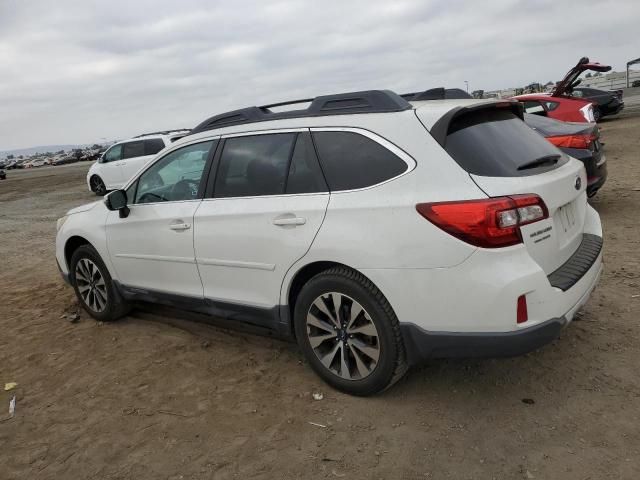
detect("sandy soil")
[1,112,639,479]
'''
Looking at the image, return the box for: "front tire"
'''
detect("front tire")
[69,245,130,322]
[294,266,407,396]
[90,175,107,196]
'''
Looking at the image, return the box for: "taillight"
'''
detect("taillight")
[546,134,596,149]
[416,194,548,248]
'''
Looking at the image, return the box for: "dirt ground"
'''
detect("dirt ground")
[1,110,639,480]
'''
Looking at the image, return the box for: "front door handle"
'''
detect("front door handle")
[272,216,306,226]
[169,222,191,231]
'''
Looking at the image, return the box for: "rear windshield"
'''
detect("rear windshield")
[445,109,567,177]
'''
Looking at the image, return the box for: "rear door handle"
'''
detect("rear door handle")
[272,216,306,226]
[169,222,191,231]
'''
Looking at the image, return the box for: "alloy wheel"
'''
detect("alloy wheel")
[91,176,106,195]
[75,258,108,313]
[306,292,380,380]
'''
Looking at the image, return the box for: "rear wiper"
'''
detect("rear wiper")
[517,154,560,171]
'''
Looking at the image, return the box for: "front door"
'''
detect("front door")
[194,131,329,310]
[99,143,125,189]
[106,140,217,297]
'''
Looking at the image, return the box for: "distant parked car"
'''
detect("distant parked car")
[87,129,190,195]
[0,169,6,180]
[52,156,80,166]
[570,87,624,121]
[512,57,611,123]
[524,113,606,197]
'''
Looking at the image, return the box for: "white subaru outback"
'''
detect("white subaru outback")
[87,130,190,195]
[56,90,603,396]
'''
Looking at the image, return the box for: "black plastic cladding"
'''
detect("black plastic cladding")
[189,90,412,134]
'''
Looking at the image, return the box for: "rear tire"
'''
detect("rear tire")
[293,266,407,396]
[69,245,130,322]
[90,175,107,196]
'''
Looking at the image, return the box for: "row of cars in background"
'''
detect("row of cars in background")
[0,146,105,171]
[511,58,616,197]
[513,57,623,122]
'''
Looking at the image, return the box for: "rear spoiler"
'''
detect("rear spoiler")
[430,101,524,147]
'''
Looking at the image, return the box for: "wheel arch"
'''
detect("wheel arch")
[284,260,389,339]
[64,235,92,270]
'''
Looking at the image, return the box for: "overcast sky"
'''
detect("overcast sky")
[1,0,638,150]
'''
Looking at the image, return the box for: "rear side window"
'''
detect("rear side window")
[144,138,166,155]
[545,101,559,111]
[312,132,407,191]
[214,134,295,198]
[122,141,145,159]
[286,133,327,194]
[522,101,545,115]
[445,109,567,177]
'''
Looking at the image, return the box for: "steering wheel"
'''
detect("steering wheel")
[171,178,199,201]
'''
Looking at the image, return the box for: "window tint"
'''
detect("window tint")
[134,141,214,204]
[312,131,407,191]
[523,101,545,115]
[144,138,166,155]
[445,109,567,177]
[545,101,559,111]
[214,134,295,198]
[286,133,327,194]
[122,141,145,159]
[103,144,122,163]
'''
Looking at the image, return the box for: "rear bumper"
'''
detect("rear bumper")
[401,317,566,363]
[398,239,603,365]
[587,160,607,195]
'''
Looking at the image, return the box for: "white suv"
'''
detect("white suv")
[56,90,603,395]
[87,130,190,195]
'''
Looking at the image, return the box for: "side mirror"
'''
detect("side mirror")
[104,190,130,218]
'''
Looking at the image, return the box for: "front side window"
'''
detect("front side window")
[214,133,295,198]
[312,131,408,191]
[122,141,145,160]
[102,144,122,163]
[133,141,214,204]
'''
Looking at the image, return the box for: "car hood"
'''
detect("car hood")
[552,57,611,97]
[66,201,100,216]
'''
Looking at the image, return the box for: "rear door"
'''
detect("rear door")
[193,131,329,311]
[434,105,587,274]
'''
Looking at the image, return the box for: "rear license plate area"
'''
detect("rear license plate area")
[558,201,577,233]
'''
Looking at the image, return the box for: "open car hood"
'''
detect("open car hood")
[551,57,611,97]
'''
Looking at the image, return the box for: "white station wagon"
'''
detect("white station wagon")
[57,89,603,395]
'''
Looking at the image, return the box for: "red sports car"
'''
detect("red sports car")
[512,57,611,123]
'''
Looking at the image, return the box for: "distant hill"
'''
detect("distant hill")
[0,144,91,159]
